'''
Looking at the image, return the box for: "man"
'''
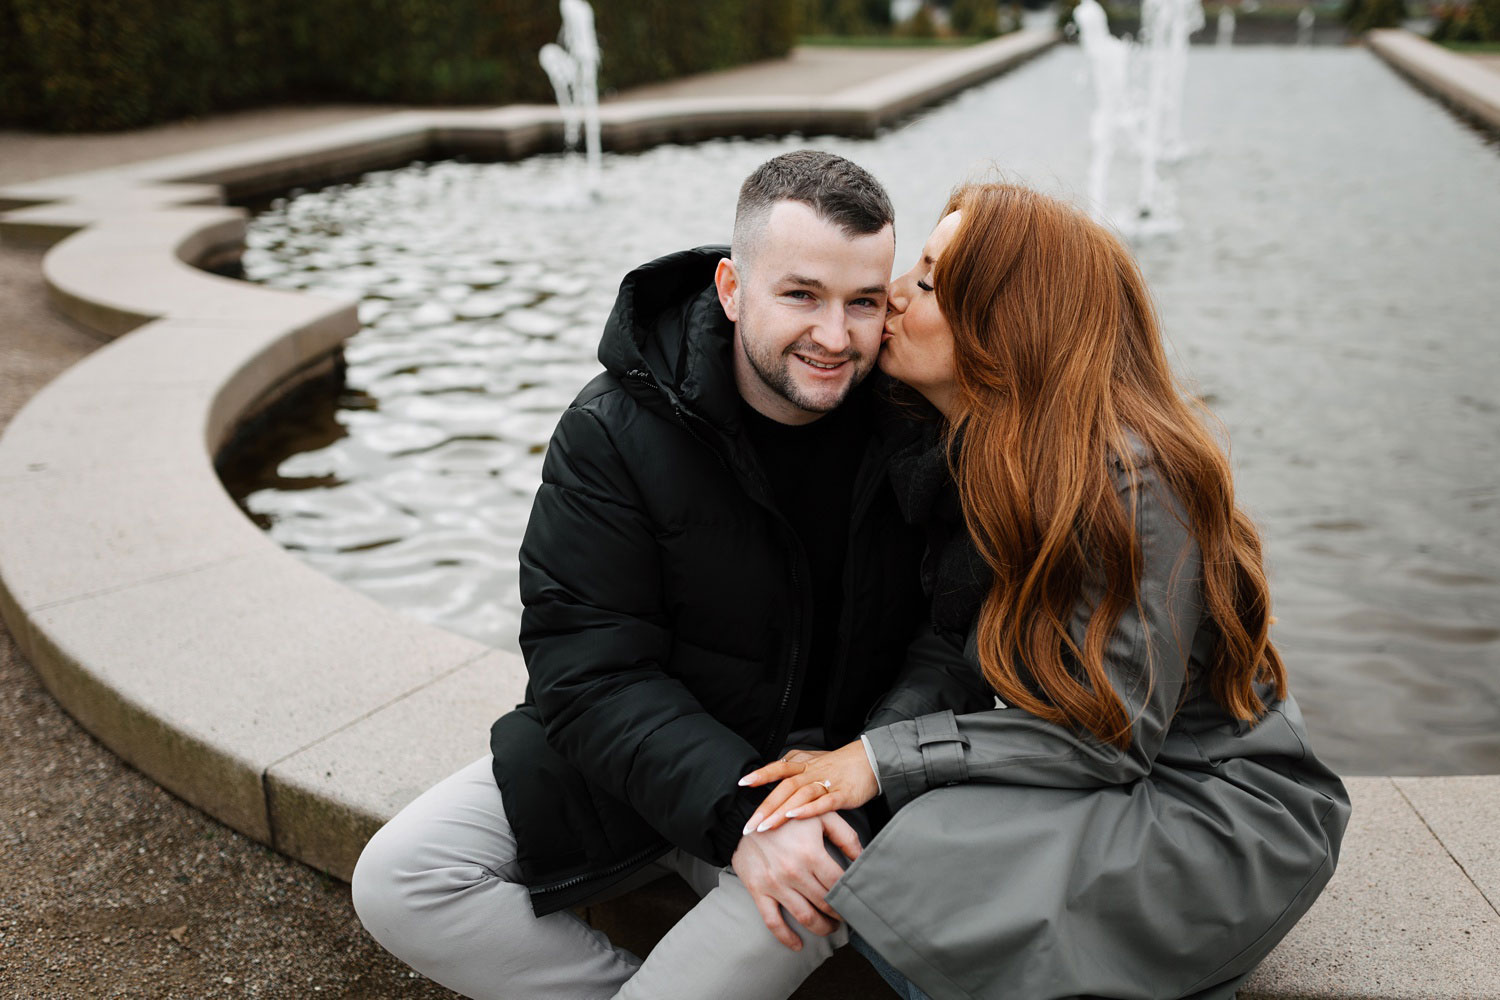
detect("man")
[352,150,925,999]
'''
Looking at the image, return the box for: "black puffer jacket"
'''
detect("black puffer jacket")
[490,246,925,916]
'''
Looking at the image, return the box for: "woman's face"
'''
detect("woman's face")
[880,210,961,413]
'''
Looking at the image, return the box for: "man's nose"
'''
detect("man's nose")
[810,315,851,354]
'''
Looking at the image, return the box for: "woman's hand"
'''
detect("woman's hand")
[739,741,879,835]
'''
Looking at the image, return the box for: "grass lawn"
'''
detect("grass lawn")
[1438,40,1500,52]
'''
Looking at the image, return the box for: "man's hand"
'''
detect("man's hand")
[730,813,863,951]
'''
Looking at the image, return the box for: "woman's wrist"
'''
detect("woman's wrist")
[859,734,884,796]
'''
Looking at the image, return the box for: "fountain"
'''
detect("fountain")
[1297,5,1316,45]
[1074,0,1203,231]
[1073,0,1134,222]
[1145,0,1205,165]
[1217,5,1236,46]
[538,0,603,198]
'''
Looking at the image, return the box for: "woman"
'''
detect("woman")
[740,183,1351,1000]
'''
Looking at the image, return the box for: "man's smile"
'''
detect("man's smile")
[792,353,851,373]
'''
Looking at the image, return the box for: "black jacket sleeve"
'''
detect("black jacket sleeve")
[864,627,996,730]
[863,458,1206,811]
[519,401,765,864]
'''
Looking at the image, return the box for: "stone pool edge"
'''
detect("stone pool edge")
[1366,28,1500,136]
[1,28,1497,997]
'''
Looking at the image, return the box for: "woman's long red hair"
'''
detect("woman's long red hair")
[933,183,1285,749]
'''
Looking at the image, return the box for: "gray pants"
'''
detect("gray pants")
[351,755,849,1000]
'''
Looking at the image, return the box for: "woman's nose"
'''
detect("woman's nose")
[887,282,909,314]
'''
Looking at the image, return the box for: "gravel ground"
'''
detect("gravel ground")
[0,239,458,998]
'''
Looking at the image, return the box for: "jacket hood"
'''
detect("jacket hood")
[597,245,742,432]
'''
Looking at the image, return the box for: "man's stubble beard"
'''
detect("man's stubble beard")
[737,294,873,417]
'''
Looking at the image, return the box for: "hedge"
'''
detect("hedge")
[1431,0,1500,41]
[797,0,894,34]
[0,0,797,132]
[1340,0,1408,31]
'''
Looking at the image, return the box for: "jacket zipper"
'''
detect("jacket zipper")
[659,379,810,759]
[528,842,670,898]
[824,444,888,724]
[762,535,806,758]
[732,425,813,759]
[634,369,813,758]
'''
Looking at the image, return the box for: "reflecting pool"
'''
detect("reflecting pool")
[225,45,1500,775]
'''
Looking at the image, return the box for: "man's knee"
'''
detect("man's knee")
[353,756,515,936]
[350,818,415,942]
[352,813,524,973]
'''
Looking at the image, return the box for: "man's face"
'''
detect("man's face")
[715,201,894,426]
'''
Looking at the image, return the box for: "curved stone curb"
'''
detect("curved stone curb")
[0,25,1057,873]
[1,29,1496,996]
[1367,29,1500,135]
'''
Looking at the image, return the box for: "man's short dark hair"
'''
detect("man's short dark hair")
[732,151,895,270]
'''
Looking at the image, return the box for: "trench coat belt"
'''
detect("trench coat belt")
[916,710,971,788]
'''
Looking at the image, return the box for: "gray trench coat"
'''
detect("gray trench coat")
[826,448,1351,1000]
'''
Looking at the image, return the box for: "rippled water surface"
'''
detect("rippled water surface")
[229,46,1500,775]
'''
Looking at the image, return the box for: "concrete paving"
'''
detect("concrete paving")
[0,106,414,190]
[1245,777,1500,998]
[264,651,525,881]
[1367,30,1500,134]
[1392,776,1500,915]
[1466,53,1500,79]
[3,31,1499,998]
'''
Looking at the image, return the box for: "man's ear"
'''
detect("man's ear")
[714,257,740,323]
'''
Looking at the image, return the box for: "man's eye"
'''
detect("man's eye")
[784,290,812,300]
[852,298,880,309]
[916,279,934,293]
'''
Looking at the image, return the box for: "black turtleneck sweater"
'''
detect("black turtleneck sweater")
[740,400,865,733]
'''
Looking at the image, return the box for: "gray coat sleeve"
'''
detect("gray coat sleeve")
[864,459,1206,812]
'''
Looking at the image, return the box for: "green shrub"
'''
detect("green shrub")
[901,3,941,36]
[0,0,27,124]
[949,0,1002,36]
[1341,0,1409,31]
[798,0,893,34]
[1431,0,1500,40]
[0,0,797,132]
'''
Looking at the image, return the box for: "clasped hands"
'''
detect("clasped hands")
[729,741,880,950]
